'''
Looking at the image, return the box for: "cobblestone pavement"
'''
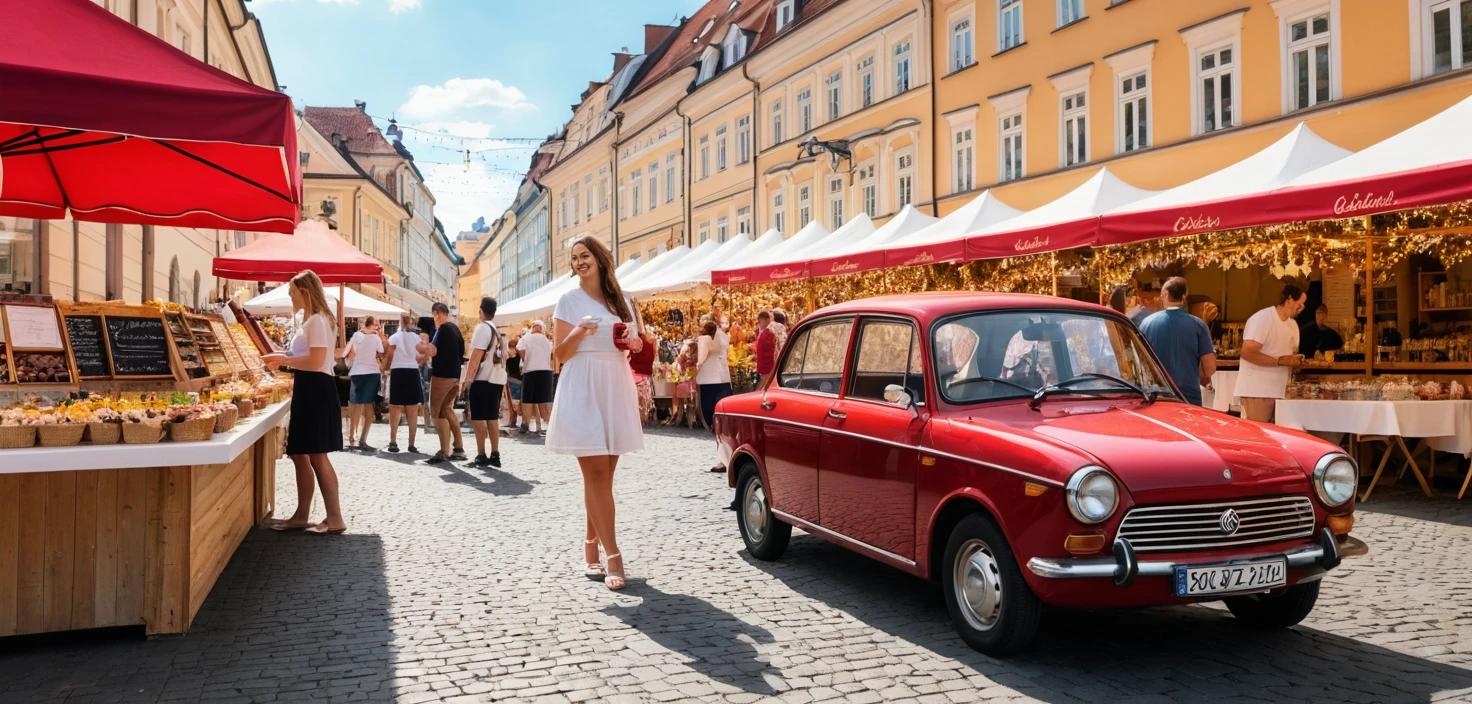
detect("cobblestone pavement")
[5,421,1472,703]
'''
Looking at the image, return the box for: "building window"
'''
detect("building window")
[771,101,784,145]
[716,125,729,171]
[717,216,729,243]
[1057,0,1084,27]
[723,27,748,67]
[1286,12,1333,111]
[952,127,975,193]
[699,221,710,243]
[1197,45,1236,133]
[797,89,813,134]
[894,40,912,94]
[999,0,1023,52]
[618,177,628,220]
[1427,0,1472,74]
[1061,91,1087,166]
[700,135,711,179]
[858,57,875,108]
[698,50,719,83]
[631,169,642,216]
[825,71,842,121]
[951,17,974,72]
[1118,72,1149,153]
[584,175,594,220]
[570,183,581,224]
[999,112,1024,182]
[665,154,677,204]
[772,191,786,232]
[895,151,914,209]
[737,206,752,234]
[776,0,795,30]
[827,176,845,229]
[648,162,658,210]
[798,184,812,227]
[736,116,751,164]
[859,164,877,217]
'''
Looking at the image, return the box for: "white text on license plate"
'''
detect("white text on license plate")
[1173,558,1287,597]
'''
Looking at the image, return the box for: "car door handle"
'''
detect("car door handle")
[826,409,847,420]
[760,399,776,410]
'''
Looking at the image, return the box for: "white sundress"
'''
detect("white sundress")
[545,288,645,457]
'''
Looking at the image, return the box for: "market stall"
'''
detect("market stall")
[244,283,406,319]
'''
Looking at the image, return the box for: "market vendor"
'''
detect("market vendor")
[1299,304,1345,357]
[1235,284,1307,423]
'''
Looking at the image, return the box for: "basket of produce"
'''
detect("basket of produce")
[237,397,255,417]
[87,421,121,445]
[121,408,166,444]
[0,424,37,449]
[38,423,85,447]
[213,404,239,433]
[168,406,217,442]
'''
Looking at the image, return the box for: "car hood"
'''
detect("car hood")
[952,401,1308,498]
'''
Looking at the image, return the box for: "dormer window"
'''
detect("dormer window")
[697,46,721,83]
[776,0,796,30]
[723,26,749,67]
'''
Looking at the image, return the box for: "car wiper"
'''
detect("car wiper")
[948,374,1037,395]
[1029,372,1156,411]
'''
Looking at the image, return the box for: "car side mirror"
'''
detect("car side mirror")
[883,384,914,409]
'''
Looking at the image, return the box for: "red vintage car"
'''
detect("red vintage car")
[714,292,1367,655]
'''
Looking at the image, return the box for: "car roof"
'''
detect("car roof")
[807,291,1121,326]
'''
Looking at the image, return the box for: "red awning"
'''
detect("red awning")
[213,219,383,284]
[0,0,300,233]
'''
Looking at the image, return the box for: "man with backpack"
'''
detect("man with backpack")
[463,296,508,467]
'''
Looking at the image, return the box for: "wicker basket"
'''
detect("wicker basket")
[122,422,163,445]
[169,416,215,442]
[237,397,255,417]
[87,422,121,445]
[213,406,239,433]
[0,425,37,449]
[37,424,86,447]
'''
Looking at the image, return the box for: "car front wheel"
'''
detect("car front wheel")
[942,513,1042,656]
[737,464,790,561]
[1224,580,1320,629]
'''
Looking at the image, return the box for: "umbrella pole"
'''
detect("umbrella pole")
[338,284,347,355]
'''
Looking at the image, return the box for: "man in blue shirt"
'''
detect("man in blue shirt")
[1139,277,1216,406]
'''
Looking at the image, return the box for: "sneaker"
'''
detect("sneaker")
[472,454,491,467]
[425,452,446,464]
[407,445,420,454]
[386,443,400,453]
[449,449,468,461]
[489,452,501,467]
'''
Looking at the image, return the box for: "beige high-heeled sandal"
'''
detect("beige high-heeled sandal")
[604,553,627,591]
[584,539,605,581]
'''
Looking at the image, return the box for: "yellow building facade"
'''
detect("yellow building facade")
[541,79,618,276]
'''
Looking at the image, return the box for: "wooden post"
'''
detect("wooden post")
[1050,252,1059,297]
[337,284,347,353]
[1365,233,1375,377]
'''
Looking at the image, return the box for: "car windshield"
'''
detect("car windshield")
[932,310,1178,404]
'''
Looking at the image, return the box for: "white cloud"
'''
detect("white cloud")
[389,0,422,12]
[415,121,495,140]
[398,78,534,120]
[419,161,521,239]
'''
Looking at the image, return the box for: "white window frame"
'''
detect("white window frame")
[1105,41,1155,154]
[798,184,813,227]
[826,71,843,121]
[950,10,975,72]
[771,100,784,146]
[951,123,975,193]
[737,206,752,234]
[1057,0,1085,28]
[698,221,711,243]
[776,0,796,31]
[723,27,749,67]
[827,175,846,229]
[599,167,609,213]
[894,39,913,94]
[631,169,642,216]
[1050,65,1092,167]
[736,115,751,164]
[1182,10,1244,136]
[894,150,915,210]
[698,47,721,83]
[998,0,1024,52]
[583,175,594,220]
[700,134,711,179]
[717,216,729,243]
[858,162,877,217]
[648,161,659,211]
[1413,0,1472,77]
[771,190,786,232]
[858,56,876,108]
[797,88,813,134]
[990,86,1028,182]
[665,155,677,204]
[716,124,729,171]
[1271,0,1341,113]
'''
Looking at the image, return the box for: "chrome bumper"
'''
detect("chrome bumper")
[1026,529,1367,585]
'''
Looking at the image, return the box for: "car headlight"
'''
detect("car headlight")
[1314,453,1357,507]
[1066,466,1119,524]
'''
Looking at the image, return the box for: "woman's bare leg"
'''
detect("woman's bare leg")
[406,406,418,449]
[387,406,401,446]
[309,453,346,531]
[282,454,316,525]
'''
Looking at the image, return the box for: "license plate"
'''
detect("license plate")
[1173,557,1287,597]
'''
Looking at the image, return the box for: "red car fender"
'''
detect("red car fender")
[919,485,1014,578]
[725,443,767,490]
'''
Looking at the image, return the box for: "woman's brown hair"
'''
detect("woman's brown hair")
[290,270,336,335]
[701,320,718,337]
[570,236,632,322]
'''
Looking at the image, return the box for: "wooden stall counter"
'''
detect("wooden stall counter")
[0,401,288,638]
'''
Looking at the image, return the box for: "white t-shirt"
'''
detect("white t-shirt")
[469,322,508,384]
[288,313,336,376]
[551,288,640,358]
[517,332,554,372]
[1235,306,1300,399]
[387,329,420,370]
[696,329,732,385]
[347,330,384,376]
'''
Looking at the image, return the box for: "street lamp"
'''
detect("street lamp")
[796,136,853,171]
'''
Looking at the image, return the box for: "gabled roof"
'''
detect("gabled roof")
[303,106,398,157]
[750,0,842,53]
[624,0,779,100]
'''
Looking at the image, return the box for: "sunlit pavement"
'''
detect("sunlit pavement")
[3,423,1472,703]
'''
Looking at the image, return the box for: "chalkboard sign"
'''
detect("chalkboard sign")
[65,315,111,378]
[105,316,173,377]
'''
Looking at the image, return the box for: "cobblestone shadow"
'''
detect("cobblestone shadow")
[602,583,781,696]
[0,530,395,703]
[1357,486,1472,528]
[745,534,1472,703]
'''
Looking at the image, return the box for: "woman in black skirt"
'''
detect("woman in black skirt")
[262,270,348,535]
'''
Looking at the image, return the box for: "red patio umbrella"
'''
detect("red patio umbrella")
[0,0,300,233]
[213,219,383,284]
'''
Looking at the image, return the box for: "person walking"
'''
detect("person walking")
[517,320,554,435]
[753,310,776,389]
[464,297,508,467]
[1138,277,1217,406]
[421,302,466,463]
[384,314,426,453]
[343,315,386,451]
[546,236,644,592]
[262,270,347,535]
[1236,284,1307,422]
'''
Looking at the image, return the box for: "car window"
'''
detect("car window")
[798,321,851,394]
[849,319,924,404]
[777,327,810,389]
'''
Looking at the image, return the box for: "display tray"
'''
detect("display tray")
[0,400,289,474]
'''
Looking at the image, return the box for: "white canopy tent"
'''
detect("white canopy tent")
[964,168,1158,259]
[806,206,937,276]
[244,284,406,318]
[880,191,1021,267]
[626,228,784,299]
[492,257,645,326]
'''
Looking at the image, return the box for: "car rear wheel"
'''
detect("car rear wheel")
[1224,580,1320,629]
[942,513,1042,656]
[737,464,790,561]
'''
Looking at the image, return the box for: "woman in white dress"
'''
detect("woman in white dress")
[546,236,644,591]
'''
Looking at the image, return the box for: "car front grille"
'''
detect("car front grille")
[1117,496,1316,553]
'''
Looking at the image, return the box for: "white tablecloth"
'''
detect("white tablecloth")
[1274,399,1472,457]
[1204,370,1239,413]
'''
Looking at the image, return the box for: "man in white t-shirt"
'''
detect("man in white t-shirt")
[1235,284,1307,423]
[384,314,427,453]
[515,320,554,434]
[343,316,386,451]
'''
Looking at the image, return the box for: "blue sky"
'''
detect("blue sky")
[252,0,705,234]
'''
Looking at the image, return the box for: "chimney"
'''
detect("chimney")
[644,24,677,53]
[354,100,367,112]
[611,51,634,74]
